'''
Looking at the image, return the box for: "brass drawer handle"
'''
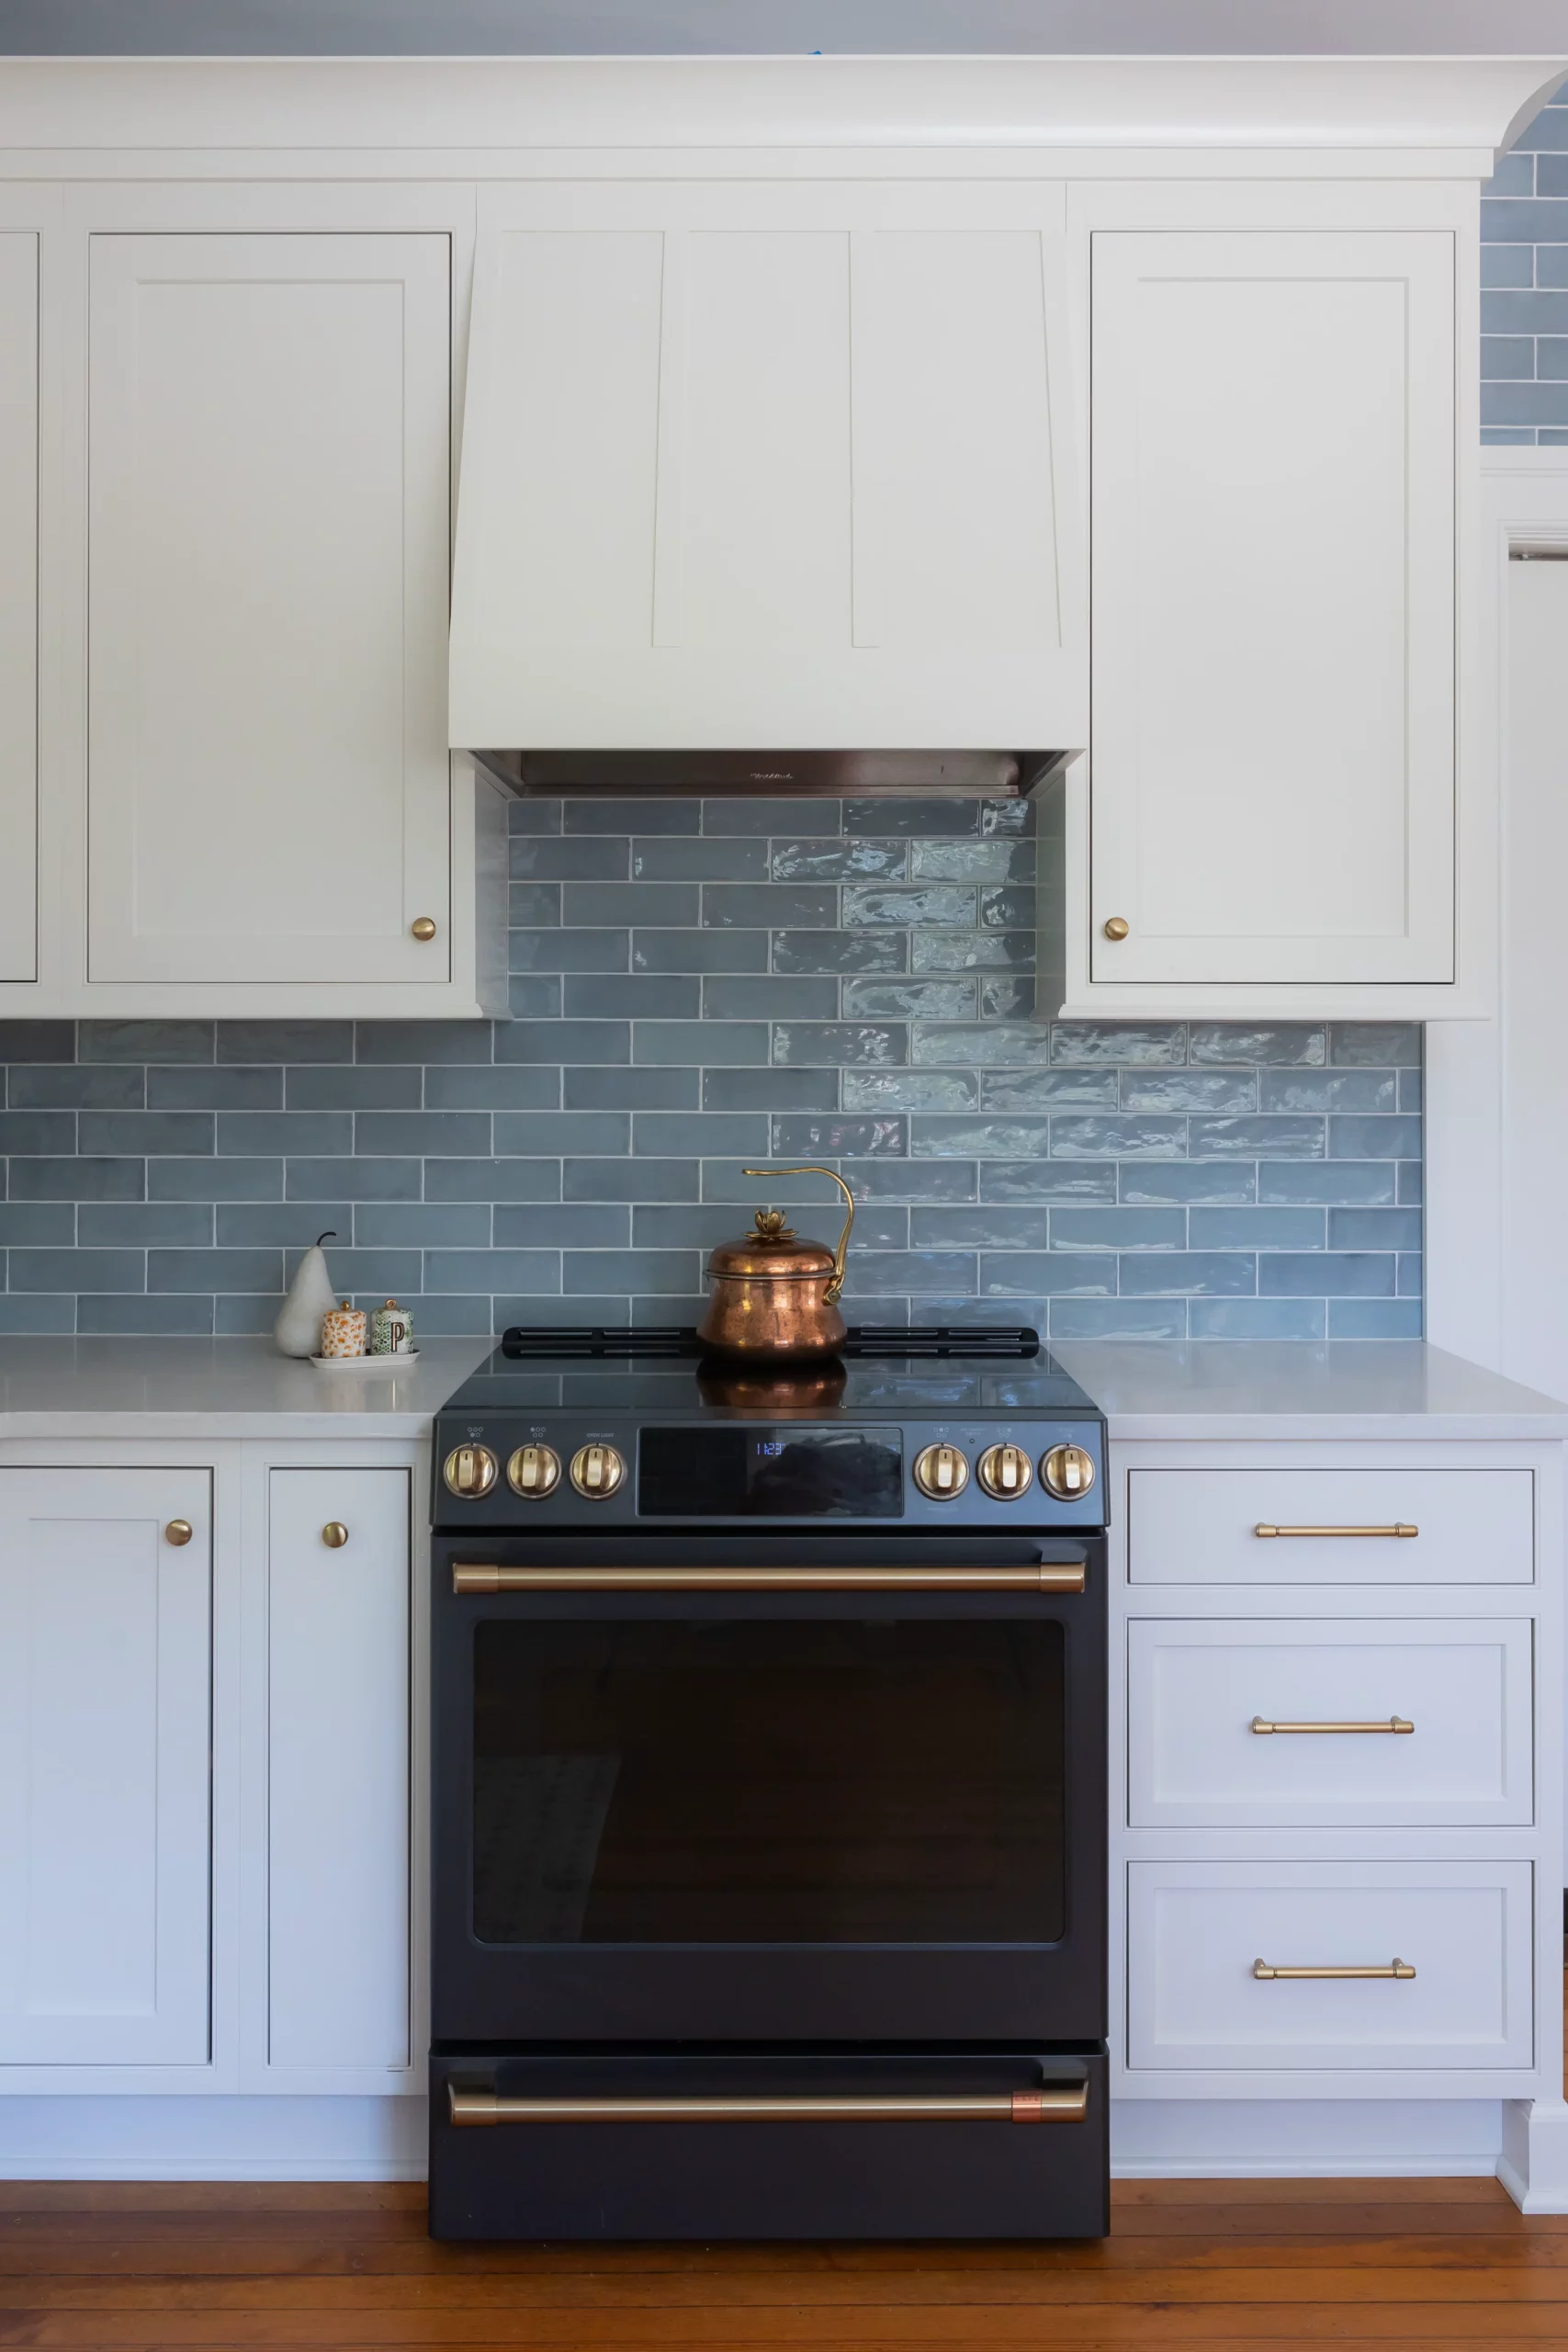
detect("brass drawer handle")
[1251,1714,1413,1736]
[452,1561,1085,1596]
[1255,1522,1417,1540]
[1253,1959,1416,1981]
[164,1519,193,1546]
[448,2084,1088,2127]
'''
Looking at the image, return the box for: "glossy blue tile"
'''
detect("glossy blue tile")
[494,1204,631,1250]
[705,884,838,929]
[1189,1023,1325,1066]
[1120,1163,1256,1206]
[979,1069,1117,1110]
[563,1159,700,1203]
[427,1250,561,1295]
[640,1022,770,1065]
[914,1118,1052,1159]
[1260,1069,1397,1114]
[288,1066,421,1111]
[1122,1070,1258,1113]
[910,1021,1052,1068]
[492,1112,628,1154]
[1048,1207,1186,1252]
[910,1206,1051,1249]
[844,1251,977,1296]
[635,929,770,974]
[773,840,906,881]
[1189,1206,1326,1250]
[1048,1298,1188,1340]
[1051,1116,1188,1159]
[81,1204,214,1247]
[771,1115,906,1159]
[1190,1298,1327,1340]
[11,1065,144,1108]
[564,1250,700,1295]
[81,1295,215,1335]
[1190,1116,1325,1160]
[703,978,840,1020]
[11,1248,145,1293]
[1327,1207,1424,1251]
[844,1069,977,1112]
[704,797,840,836]
[636,1113,771,1156]
[1052,1023,1184,1066]
[1259,1161,1396,1205]
[1328,1115,1423,1160]
[1328,1299,1424,1339]
[510,836,628,880]
[511,928,630,973]
[980,1161,1119,1204]
[1118,1253,1256,1297]
[773,1024,905,1068]
[424,1065,559,1111]
[149,1248,285,1295]
[569,1067,699,1111]
[1259,1253,1397,1297]
[843,885,976,928]
[564,798,698,835]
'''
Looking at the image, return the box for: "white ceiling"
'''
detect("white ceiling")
[4,0,1568,55]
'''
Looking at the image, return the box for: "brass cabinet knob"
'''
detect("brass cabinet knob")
[1040,1442,1096,1501]
[164,1518,193,1546]
[507,1443,561,1498]
[411,916,437,942]
[912,1442,970,1500]
[321,1521,349,1548]
[976,1442,1032,1500]
[1102,917,1130,942]
[570,1442,626,1498]
[444,1443,499,1498]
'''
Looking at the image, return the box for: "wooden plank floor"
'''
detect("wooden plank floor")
[3,2174,1567,2349]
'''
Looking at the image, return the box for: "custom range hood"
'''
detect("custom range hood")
[449,188,1087,797]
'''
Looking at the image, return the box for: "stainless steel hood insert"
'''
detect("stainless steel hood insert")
[467,751,1069,800]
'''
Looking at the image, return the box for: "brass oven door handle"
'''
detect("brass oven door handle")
[1255,1523,1417,1539]
[1250,1715,1414,1736]
[452,1561,1085,1595]
[448,2085,1088,2126]
[1252,1959,1416,1981]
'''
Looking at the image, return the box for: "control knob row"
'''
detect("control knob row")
[443,1442,626,1499]
[912,1441,1095,1503]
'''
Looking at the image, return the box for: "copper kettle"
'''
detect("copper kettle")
[695,1166,855,1358]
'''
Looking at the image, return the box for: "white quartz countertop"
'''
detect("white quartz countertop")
[0,1336,1559,1443]
[0,1336,494,1437]
[1050,1340,1568,1441]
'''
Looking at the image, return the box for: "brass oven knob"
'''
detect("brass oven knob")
[976,1442,1033,1500]
[1040,1443,1096,1501]
[507,1442,561,1499]
[912,1442,969,1501]
[444,1443,498,1498]
[570,1442,626,1498]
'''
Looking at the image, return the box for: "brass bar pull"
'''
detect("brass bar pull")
[1255,1523,1417,1540]
[1252,1959,1416,1981]
[448,2084,1088,2127]
[1250,1714,1414,1736]
[452,1561,1085,1597]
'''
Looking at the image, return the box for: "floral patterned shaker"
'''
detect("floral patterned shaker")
[319,1301,368,1358]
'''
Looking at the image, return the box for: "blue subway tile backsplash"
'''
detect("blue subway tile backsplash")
[1483,93,1568,441]
[0,796,1422,1341]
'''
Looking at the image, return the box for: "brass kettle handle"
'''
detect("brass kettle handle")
[741,1166,854,1304]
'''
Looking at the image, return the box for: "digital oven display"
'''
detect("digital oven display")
[637,1428,904,1518]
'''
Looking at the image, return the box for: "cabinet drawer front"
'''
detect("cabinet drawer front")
[1128,1468,1532,1584]
[1128,1620,1531,1826]
[1127,1861,1533,2072]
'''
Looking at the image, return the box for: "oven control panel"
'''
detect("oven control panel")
[433,1418,1105,1530]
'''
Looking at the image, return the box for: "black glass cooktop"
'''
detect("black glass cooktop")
[440,1330,1100,1422]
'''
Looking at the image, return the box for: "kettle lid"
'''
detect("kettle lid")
[705,1208,836,1282]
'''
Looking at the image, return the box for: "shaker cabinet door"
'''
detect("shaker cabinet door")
[451,180,1083,752]
[85,232,452,986]
[1089,230,1456,989]
[0,230,38,982]
[266,1467,412,2078]
[0,1468,212,2066]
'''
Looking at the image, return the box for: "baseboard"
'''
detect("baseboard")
[0,2095,427,2181]
[1111,2097,1505,2181]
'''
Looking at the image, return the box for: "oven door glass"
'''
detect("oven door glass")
[471,1616,1065,1946]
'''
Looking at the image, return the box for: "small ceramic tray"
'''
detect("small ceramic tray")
[309,1350,421,1373]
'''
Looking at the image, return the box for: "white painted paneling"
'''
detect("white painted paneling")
[1499,557,1568,1404]
[266,1469,410,2075]
[86,232,451,985]
[450,180,1083,751]
[0,1468,210,2066]
[1090,230,1455,988]
[1128,1466,1533,1584]
[1128,1618,1532,1826]
[1127,1860,1534,2072]
[0,232,37,983]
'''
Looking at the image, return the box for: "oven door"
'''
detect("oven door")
[432,1533,1105,2043]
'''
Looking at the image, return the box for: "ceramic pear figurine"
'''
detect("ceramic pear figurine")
[274,1231,340,1358]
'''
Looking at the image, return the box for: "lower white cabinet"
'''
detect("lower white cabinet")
[0,1467,213,2066]
[1127,1860,1535,2074]
[1128,1618,1533,1828]
[266,1466,412,2076]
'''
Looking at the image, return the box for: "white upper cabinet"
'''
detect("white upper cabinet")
[0,231,38,982]
[0,1468,211,2067]
[86,232,456,988]
[1088,229,1457,996]
[450,182,1085,753]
